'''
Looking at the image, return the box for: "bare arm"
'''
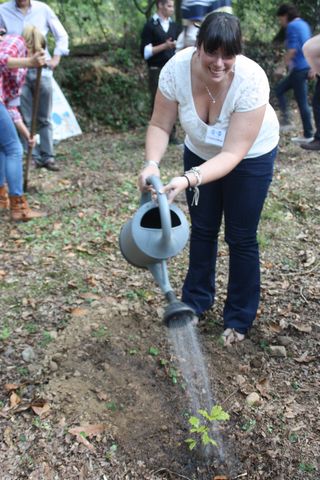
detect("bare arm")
[15,120,36,148]
[6,50,46,69]
[303,34,320,74]
[162,105,267,203]
[47,54,61,70]
[138,90,178,190]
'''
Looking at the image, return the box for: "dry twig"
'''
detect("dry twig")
[152,468,192,480]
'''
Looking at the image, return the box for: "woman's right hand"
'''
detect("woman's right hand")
[138,164,160,192]
[28,50,46,68]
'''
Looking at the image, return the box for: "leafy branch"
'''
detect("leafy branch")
[185,405,230,451]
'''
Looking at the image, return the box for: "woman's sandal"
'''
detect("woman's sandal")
[222,328,245,346]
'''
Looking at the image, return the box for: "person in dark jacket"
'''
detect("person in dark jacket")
[140,0,181,142]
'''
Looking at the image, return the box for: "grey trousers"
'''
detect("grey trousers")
[20,69,54,164]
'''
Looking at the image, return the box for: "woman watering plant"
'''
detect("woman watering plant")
[138,12,279,346]
[0,25,46,221]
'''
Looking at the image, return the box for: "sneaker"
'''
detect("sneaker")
[300,138,320,150]
[36,158,60,172]
[291,136,314,144]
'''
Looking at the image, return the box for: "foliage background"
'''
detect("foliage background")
[1,0,319,129]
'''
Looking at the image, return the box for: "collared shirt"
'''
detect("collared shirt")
[0,0,69,63]
[0,34,27,122]
[144,13,172,60]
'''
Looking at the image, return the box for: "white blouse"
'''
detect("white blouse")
[159,47,279,160]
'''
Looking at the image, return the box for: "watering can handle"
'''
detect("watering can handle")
[140,175,172,246]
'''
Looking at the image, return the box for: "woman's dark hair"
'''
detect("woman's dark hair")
[276,4,299,21]
[196,12,242,57]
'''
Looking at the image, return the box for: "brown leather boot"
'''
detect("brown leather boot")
[0,185,9,210]
[9,195,46,222]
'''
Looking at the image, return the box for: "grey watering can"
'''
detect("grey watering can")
[119,175,196,327]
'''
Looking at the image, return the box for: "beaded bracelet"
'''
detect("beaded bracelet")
[143,160,160,169]
[188,166,202,186]
[183,167,202,206]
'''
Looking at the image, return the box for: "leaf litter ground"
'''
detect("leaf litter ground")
[0,118,319,480]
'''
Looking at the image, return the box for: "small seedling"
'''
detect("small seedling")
[0,327,11,341]
[148,346,159,356]
[241,419,256,432]
[91,326,108,338]
[299,463,316,473]
[185,405,230,451]
[169,367,178,385]
[106,443,118,460]
[39,331,54,348]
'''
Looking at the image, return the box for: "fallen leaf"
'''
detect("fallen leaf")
[294,353,317,363]
[79,292,101,300]
[70,307,89,317]
[9,392,21,408]
[31,400,50,418]
[3,427,13,447]
[4,383,20,393]
[68,424,107,452]
[68,424,106,438]
[292,323,312,333]
[268,321,283,333]
[256,377,271,399]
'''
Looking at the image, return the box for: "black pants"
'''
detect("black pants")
[182,145,277,334]
[312,76,320,140]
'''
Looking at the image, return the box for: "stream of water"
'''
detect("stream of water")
[167,319,225,462]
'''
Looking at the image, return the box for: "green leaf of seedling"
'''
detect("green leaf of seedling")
[208,405,230,421]
[185,438,197,450]
[198,409,211,421]
[148,346,159,356]
[201,431,218,446]
[188,416,200,428]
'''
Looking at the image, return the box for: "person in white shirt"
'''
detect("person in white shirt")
[0,0,69,171]
[138,12,279,346]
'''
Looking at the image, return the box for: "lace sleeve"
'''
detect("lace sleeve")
[235,66,270,112]
[158,56,177,102]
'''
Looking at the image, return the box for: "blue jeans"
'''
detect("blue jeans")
[182,146,277,334]
[0,102,23,196]
[20,69,54,164]
[275,68,313,138]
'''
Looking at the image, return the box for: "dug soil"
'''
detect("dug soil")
[0,118,319,479]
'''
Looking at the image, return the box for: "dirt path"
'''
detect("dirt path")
[0,124,319,479]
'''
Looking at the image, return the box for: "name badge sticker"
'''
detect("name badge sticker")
[205,126,226,147]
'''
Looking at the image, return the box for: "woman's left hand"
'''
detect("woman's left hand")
[27,135,37,148]
[161,176,188,204]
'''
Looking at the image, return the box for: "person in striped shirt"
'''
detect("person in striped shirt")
[0,25,46,221]
[177,0,233,50]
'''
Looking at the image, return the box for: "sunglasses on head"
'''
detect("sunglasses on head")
[0,30,7,36]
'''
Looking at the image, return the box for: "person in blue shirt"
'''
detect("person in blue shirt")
[275,3,313,144]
